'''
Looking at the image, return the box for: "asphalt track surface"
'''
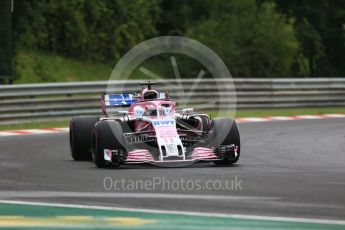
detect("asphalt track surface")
[0,118,345,221]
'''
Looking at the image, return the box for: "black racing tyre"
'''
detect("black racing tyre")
[91,120,126,168]
[69,116,99,161]
[211,117,241,165]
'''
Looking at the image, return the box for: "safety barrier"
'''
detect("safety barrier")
[0,78,344,124]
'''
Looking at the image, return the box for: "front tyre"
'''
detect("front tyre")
[69,116,99,161]
[91,120,126,168]
[211,118,241,166]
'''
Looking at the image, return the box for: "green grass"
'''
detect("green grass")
[12,50,175,83]
[13,50,209,82]
[1,107,344,131]
[14,50,113,83]
[0,120,69,131]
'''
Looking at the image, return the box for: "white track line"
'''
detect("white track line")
[0,132,19,136]
[0,128,68,136]
[17,129,59,134]
[323,114,345,118]
[266,116,295,121]
[0,191,278,201]
[294,115,323,119]
[236,117,270,122]
[0,200,344,225]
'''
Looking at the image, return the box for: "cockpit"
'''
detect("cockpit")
[144,105,158,116]
[142,90,159,100]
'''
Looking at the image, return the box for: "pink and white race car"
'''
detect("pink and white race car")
[69,82,240,168]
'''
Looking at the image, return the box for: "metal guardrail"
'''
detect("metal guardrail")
[0,78,345,125]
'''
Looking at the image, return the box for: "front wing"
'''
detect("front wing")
[104,145,239,166]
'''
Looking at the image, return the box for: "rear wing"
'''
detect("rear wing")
[104,94,136,106]
[101,94,137,116]
[100,92,168,116]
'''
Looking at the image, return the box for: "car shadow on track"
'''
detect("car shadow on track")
[63,159,240,170]
[90,162,241,170]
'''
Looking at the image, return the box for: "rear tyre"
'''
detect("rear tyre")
[211,117,241,166]
[69,116,99,161]
[91,120,126,168]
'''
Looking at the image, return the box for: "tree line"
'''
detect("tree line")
[13,0,345,77]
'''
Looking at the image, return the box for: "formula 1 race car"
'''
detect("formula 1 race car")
[69,82,240,168]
